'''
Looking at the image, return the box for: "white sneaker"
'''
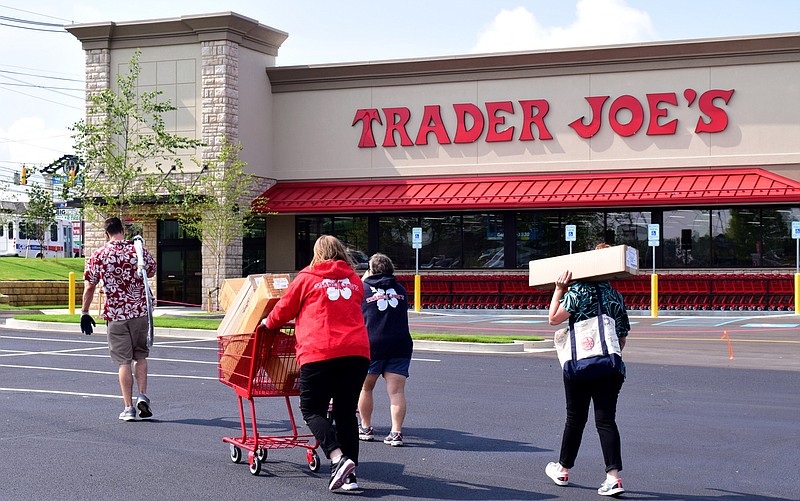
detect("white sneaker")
[341,473,359,491]
[118,406,136,421]
[545,462,569,486]
[598,477,624,496]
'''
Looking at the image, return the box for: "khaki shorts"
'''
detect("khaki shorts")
[107,315,150,364]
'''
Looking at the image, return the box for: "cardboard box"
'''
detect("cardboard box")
[234,274,292,335]
[218,335,253,387]
[216,278,254,337]
[219,277,248,312]
[529,245,639,289]
[266,352,300,392]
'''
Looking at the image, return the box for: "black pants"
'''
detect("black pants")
[559,372,624,472]
[299,356,369,464]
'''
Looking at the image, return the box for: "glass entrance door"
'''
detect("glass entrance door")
[157,220,202,307]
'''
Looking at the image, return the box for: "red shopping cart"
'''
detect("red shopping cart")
[218,323,320,476]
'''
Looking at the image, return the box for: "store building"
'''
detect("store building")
[68,13,800,308]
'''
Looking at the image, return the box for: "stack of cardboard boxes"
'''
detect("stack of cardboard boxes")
[218,274,297,388]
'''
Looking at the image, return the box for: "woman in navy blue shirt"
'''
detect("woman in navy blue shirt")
[357,253,413,448]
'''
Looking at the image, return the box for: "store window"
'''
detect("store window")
[421,215,461,269]
[663,209,711,267]
[712,209,759,267]
[563,211,606,253]
[757,208,799,267]
[243,217,266,276]
[606,211,652,269]
[464,213,504,268]
[378,215,418,269]
[296,216,368,269]
[516,212,561,268]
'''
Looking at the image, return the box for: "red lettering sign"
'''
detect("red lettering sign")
[353,87,734,147]
[453,103,484,143]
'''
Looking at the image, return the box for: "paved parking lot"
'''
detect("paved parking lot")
[0,314,798,500]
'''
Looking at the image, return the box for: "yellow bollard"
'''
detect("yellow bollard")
[68,272,75,315]
[414,274,421,312]
[795,273,799,315]
[650,273,658,318]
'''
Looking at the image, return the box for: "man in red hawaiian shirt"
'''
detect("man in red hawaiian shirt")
[81,217,157,422]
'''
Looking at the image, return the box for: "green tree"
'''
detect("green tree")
[22,181,56,259]
[70,49,204,221]
[173,139,269,307]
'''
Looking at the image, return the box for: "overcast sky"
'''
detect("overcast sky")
[1,0,798,186]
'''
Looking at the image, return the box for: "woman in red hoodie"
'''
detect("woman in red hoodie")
[264,235,370,492]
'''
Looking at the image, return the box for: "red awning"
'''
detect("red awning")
[256,168,800,213]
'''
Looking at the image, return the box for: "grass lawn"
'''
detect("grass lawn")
[13,314,221,331]
[12,313,544,342]
[0,257,85,280]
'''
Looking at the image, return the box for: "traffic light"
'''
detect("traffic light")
[20,166,27,185]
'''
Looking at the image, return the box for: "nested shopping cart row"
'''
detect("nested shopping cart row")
[397,273,795,311]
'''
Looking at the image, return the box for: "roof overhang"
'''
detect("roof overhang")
[255,168,800,214]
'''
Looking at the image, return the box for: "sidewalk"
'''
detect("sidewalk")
[4,306,554,353]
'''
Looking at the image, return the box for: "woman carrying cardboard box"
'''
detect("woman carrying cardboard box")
[545,243,631,497]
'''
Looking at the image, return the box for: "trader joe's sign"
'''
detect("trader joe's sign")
[352,88,734,148]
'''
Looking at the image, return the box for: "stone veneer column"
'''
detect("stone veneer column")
[201,40,243,310]
[82,49,111,256]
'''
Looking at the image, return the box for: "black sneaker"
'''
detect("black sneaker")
[341,473,359,491]
[329,456,356,491]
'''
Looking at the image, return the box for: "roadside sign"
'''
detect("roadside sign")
[648,224,660,246]
[412,227,422,249]
[565,225,576,242]
[792,221,800,239]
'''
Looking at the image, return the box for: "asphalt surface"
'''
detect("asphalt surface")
[0,312,798,500]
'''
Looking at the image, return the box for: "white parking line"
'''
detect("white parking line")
[0,364,218,380]
[0,346,109,358]
[0,334,107,345]
[0,387,121,399]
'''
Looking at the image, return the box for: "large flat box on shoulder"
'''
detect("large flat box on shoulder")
[529,245,639,289]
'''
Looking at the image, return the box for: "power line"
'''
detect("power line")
[0,69,83,83]
[0,14,64,27]
[0,84,83,110]
[0,82,83,92]
[0,72,83,100]
[0,4,74,23]
[0,133,73,145]
[0,63,83,79]
[0,21,65,33]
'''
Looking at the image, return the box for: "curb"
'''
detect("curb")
[4,319,218,341]
[3,319,552,353]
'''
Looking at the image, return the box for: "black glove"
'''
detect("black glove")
[80,314,96,335]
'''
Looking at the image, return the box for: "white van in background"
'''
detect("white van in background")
[0,217,76,258]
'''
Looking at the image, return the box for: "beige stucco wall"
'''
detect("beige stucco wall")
[109,44,204,173]
[264,214,295,271]
[270,61,800,181]
[238,47,276,176]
